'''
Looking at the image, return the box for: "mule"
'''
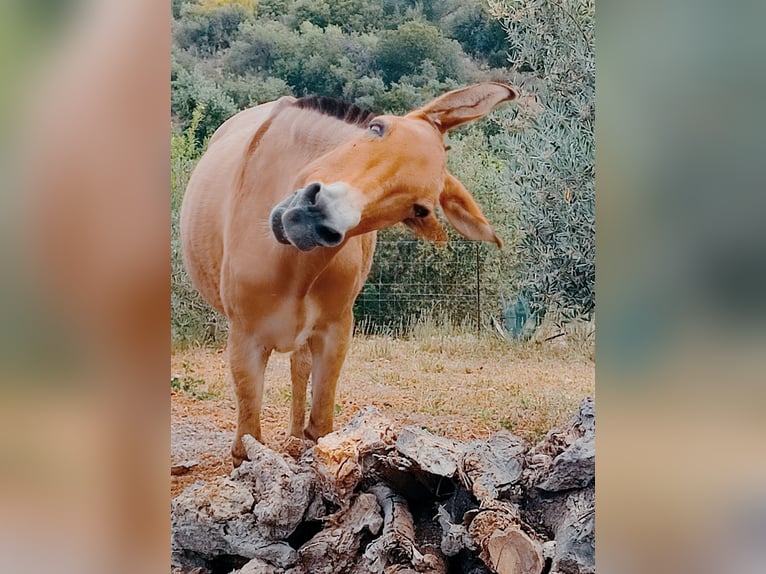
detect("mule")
[180,82,518,465]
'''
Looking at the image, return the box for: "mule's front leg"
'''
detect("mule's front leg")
[288,343,311,438]
[305,314,353,441]
[228,327,271,466]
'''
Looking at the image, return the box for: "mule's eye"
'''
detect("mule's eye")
[413,204,430,218]
[369,120,385,137]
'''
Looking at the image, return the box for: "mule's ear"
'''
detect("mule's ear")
[403,213,448,244]
[408,82,519,133]
[440,174,503,247]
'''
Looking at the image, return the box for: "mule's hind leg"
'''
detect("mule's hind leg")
[305,313,353,441]
[289,343,311,438]
[228,326,271,466]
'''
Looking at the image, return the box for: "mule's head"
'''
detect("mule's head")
[270,82,518,251]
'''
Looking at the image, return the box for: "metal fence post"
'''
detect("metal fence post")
[475,242,481,334]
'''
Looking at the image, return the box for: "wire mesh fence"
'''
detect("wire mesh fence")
[172,237,514,346]
[353,239,509,335]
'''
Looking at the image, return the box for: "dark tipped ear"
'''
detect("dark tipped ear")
[439,173,502,247]
[406,82,519,133]
[403,213,448,244]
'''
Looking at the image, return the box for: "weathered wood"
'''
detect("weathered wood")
[363,483,425,573]
[234,556,281,574]
[520,397,595,574]
[460,431,527,502]
[551,488,594,574]
[171,399,595,574]
[297,492,383,574]
[536,435,594,492]
[468,500,543,574]
[523,487,594,574]
[525,397,595,491]
[237,435,317,539]
[395,426,464,478]
[171,476,299,572]
[413,509,449,574]
[312,407,398,503]
[436,505,476,557]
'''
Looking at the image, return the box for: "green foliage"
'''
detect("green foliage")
[226,20,380,97]
[442,3,508,68]
[224,19,297,77]
[489,0,595,321]
[172,0,189,19]
[377,21,465,85]
[221,75,292,110]
[171,375,219,400]
[171,106,228,348]
[257,0,290,19]
[289,0,384,34]
[174,1,255,56]
[171,59,238,142]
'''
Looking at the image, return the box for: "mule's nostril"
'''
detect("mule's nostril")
[303,182,322,204]
[315,224,343,246]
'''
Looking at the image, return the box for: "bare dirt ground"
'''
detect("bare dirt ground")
[171,332,594,497]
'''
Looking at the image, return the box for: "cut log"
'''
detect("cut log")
[525,397,594,490]
[536,434,594,492]
[395,426,464,478]
[552,499,594,574]
[312,406,398,504]
[237,435,317,539]
[171,476,299,571]
[468,500,543,574]
[460,431,527,502]
[171,399,595,574]
[413,508,449,574]
[297,492,383,574]
[233,556,282,574]
[362,483,441,573]
[532,487,595,574]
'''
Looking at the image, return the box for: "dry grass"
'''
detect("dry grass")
[171,324,593,495]
[172,330,592,434]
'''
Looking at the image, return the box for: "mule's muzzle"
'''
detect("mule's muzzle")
[269,182,347,251]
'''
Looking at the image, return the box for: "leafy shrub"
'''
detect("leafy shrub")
[174,1,254,56]
[171,61,238,142]
[221,75,292,110]
[225,19,298,77]
[377,21,465,85]
[442,2,508,68]
[171,106,228,347]
[288,0,384,34]
[489,0,595,321]
[226,21,379,97]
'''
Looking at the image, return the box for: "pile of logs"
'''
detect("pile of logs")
[172,397,594,574]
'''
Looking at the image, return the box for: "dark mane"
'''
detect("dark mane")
[292,96,378,128]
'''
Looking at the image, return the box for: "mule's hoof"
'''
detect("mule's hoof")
[304,424,331,443]
[231,443,249,468]
[282,435,312,459]
[303,428,318,443]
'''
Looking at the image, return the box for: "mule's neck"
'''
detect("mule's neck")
[230,105,365,296]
